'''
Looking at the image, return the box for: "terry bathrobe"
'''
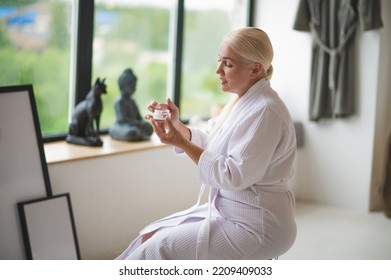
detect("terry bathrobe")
[293,0,383,121]
[116,79,297,260]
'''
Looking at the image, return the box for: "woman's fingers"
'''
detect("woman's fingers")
[147,100,158,112]
[151,117,179,145]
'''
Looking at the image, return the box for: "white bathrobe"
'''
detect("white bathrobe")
[116,79,297,260]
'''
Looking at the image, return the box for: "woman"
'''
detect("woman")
[116,27,297,260]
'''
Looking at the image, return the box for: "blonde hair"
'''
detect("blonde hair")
[223,27,274,80]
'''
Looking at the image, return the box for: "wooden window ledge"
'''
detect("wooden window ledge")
[44,135,165,165]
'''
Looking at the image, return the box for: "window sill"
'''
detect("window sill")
[44,134,165,165]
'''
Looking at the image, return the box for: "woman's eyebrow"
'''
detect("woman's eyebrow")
[218,56,235,61]
[218,53,232,60]
[218,54,243,63]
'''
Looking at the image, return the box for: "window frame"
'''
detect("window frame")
[43,0,254,142]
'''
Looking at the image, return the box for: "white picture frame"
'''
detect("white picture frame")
[0,85,52,259]
[18,193,81,260]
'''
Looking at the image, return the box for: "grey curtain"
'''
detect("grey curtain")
[293,0,383,121]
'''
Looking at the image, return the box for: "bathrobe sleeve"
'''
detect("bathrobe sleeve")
[198,106,293,191]
[174,118,216,154]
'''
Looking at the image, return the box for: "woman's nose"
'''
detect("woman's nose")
[216,62,223,74]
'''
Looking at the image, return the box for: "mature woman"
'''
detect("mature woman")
[116,27,297,260]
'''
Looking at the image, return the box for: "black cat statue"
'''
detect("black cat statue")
[66,78,107,147]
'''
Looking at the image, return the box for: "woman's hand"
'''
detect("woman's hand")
[145,98,182,127]
[165,98,180,125]
[145,97,192,143]
[146,100,203,165]
[145,100,160,121]
[151,115,203,165]
[151,116,186,147]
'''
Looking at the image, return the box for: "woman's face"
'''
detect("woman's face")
[216,41,258,97]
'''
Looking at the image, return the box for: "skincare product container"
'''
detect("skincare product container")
[153,108,170,121]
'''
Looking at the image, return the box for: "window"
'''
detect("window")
[0,0,252,140]
[0,0,75,136]
[181,0,250,120]
[93,0,175,129]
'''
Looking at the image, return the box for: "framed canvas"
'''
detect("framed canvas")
[18,193,81,260]
[0,85,52,259]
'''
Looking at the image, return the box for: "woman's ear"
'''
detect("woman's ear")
[250,63,263,78]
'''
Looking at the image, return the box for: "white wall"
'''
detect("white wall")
[254,0,391,211]
[48,146,200,259]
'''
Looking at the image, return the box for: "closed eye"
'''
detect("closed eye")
[217,59,233,68]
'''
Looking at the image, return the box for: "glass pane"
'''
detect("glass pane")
[0,0,74,135]
[181,0,249,120]
[93,0,175,129]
